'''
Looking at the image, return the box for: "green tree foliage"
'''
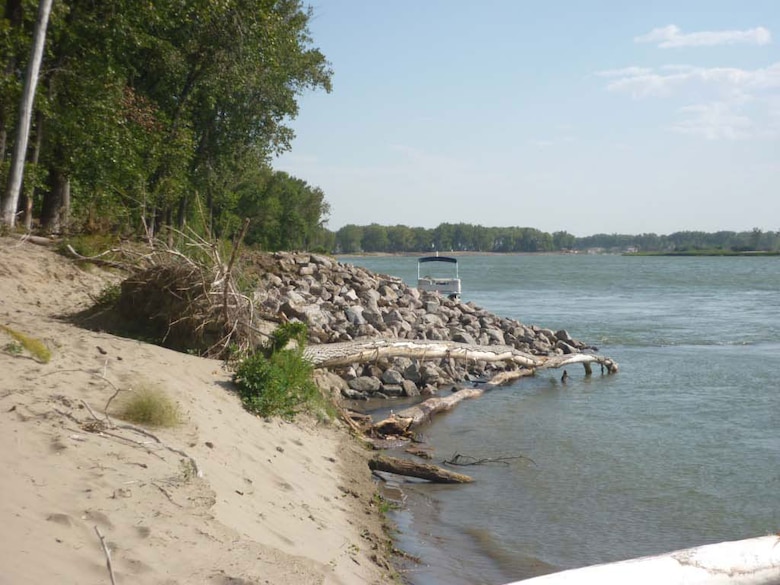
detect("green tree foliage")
[335,224,363,253]
[237,169,330,250]
[361,223,388,252]
[1,0,333,242]
[326,223,780,254]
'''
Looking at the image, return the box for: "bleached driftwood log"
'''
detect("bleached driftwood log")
[303,338,618,373]
[373,388,486,436]
[372,369,539,436]
[505,534,780,585]
[369,455,473,484]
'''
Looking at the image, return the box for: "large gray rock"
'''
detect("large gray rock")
[348,376,381,392]
[381,368,405,385]
[401,380,420,397]
[344,306,366,326]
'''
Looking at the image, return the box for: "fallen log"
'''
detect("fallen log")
[373,387,484,436]
[505,534,780,585]
[369,455,473,484]
[371,368,537,437]
[302,338,618,373]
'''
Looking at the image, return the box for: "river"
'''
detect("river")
[340,253,780,585]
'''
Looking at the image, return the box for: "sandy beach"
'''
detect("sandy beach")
[0,237,393,585]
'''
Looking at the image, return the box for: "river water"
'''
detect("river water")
[340,254,780,585]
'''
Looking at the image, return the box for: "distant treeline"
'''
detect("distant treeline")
[330,223,780,254]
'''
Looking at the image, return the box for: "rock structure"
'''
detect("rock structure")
[251,252,601,401]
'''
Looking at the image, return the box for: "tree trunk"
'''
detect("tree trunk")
[507,535,780,585]
[373,388,485,436]
[165,207,173,247]
[371,370,535,436]
[302,338,618,374]
[1,0,53,227]
[176,195,188,230]
[40,168,67,234]
[22,110,44,230]
[369,455,473,484]
[59,175,70,234]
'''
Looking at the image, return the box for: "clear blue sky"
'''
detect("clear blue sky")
[274,1,780,236]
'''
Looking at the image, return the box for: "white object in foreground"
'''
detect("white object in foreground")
[507,535,780,585]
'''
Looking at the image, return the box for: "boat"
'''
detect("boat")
[417,253,461,297]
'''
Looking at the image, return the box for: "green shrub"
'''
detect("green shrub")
[115,385,181,427]
[265,321,308,356]
[233,349,319,419]
[233,322,333,420]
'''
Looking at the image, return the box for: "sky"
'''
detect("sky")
[274,1,780,237]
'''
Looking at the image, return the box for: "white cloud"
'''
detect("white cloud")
[598,62,780,99]
[596,66,654,78]
[671,102,754,140]
[596,62,780,139]
[635,24,771,48]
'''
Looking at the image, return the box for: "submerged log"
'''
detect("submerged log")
[506,534,780,585]
[369,455,473,484]
[373,388,485,436]
[371,368,539,436]
[303,338,618,373]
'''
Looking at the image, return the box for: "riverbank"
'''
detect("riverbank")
[0,237,394,585]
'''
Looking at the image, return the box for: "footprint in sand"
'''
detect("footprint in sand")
[45,512,73,527]
[82,509,114,529]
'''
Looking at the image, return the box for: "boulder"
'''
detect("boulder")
[401,380,420,397]
[381,368,405,385]
[348,376,381,393]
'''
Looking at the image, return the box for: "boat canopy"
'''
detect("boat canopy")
[418,255,458,264]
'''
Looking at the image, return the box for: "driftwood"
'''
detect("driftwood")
[371,367,544,437]
[373,388,485,436]
[312,338,618,438]
[81,399,203,478]
[369,455,473,484]
[303,338,618,374]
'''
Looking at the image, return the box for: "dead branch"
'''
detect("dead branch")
[442,452,537,467]
[66,244,128,270]
[80,399,202,478]
[94,526,117,585]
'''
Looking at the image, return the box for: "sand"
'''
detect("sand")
[0,237,393,585]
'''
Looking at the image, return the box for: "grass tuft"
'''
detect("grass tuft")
[114,385,181,427]
[0,324,51,363]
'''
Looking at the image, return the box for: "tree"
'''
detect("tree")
[361,223,388,252]
[386,224,414,252]
[2,0,332,237]
[1,0,53,228]
[336,224,363,253]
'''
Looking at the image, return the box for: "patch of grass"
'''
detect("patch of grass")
[373,492,400,515]
[59,234,121,258]
[3,341,23,356]
[94,283,122,307]
[0,324,51,363]
[114,385,181,428]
